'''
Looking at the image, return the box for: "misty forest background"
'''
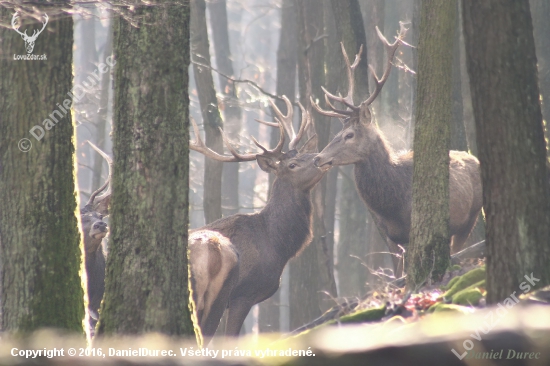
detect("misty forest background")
[0,0,549,341]
[70,0,547,335]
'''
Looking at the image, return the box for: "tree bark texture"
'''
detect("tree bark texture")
[530,0,550,157]
[0,8,84,332]
[97,2,194,335]
[191,0,223,224]
[463,0,550,303]
[407,0,455,288]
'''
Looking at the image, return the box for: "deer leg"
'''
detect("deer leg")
[225,297,254,337]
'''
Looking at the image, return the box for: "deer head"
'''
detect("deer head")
[11,12,48,54]
[191,96,323,192]
[312,23,407,168]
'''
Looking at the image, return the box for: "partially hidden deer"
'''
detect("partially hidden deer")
[312,24,483,272]
[81,141,112,335]
[189,98,326,340]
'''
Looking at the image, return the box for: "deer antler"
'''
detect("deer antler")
[312,23,408,119]
[85,141,113,213]
[256,96,311,151]
[362,22,407,107]
[310,43,363,119]
[29,13,48,40]
[11,12,26,37]
[190,117,285,162]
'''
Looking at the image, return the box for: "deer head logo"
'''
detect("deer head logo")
[12,12,48,54]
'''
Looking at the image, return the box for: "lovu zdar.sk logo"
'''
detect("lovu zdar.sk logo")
[12,12,48,60]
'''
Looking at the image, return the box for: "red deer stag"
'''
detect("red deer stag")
[189,97,325,339]
[312,24,482,271]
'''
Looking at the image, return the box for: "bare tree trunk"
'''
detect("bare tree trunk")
[191,0,223,224]
[331,0,388,292]
[407,0,455,288]
[0,8,83,332]
[451,1,467,152]
[97,2,194,335]
[289,0,326,329]
[208,0,241,218]
[259,0,298,333]
[458,1,478,157]
[361,0,385,115]
[463,0,550,303]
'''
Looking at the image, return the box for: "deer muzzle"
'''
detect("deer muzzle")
[314,156,333,170]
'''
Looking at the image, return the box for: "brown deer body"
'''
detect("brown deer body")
[190,99,324,338]
[312,25,482,269]
[188,230,239,339]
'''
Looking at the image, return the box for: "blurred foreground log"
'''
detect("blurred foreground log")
[1,303,550,365]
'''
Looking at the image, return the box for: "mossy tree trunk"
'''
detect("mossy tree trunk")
[407,0,455,288]
[462,0,550,303]
[191,0,223,224]
[530,0,550,158]
[0,8,83,333]
[97,2,194,335]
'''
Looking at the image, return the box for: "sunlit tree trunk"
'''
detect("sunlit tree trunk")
[0,9,84,332]
[407,0,455,288]
[97,2,194,335]
[463,0,550,303]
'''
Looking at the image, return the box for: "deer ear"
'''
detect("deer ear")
[299,134,318,154]
[256,155,279,173]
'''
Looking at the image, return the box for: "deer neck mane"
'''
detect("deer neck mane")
[261,178,313,260]
[354,130,411,218]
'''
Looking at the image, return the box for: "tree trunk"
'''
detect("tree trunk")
[0,9,83,332]
[208,0,241,218]
[407,0,455,288]
[451,1,468,152]
[97,2,194,335]
[289,0,326,329]
[191,0,223,224]
[530,0,550,157]
[462,0,550,303]
[260,0,298,333]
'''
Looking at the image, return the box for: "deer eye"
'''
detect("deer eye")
[289,163,297,169]
[344,132,354,140]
